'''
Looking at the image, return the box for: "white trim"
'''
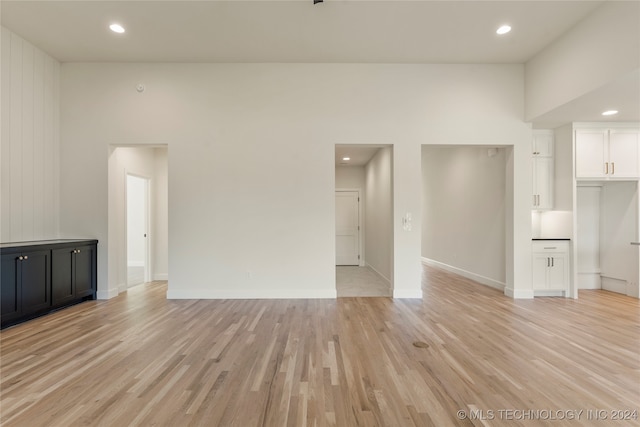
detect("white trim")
[118,282,128,293]
[366,262,392,287]
[166,288,338,299]
[421,257,505,291]
[577,272,601,289]
[393,288,422,298]
[534,290,566,297]
[153,273,169,281]
[503,287,535,299]
[97,288,119,300]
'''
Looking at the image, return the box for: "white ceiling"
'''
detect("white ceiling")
[335,145,382,166]
[1,0,638,126]
[1,1,603,64]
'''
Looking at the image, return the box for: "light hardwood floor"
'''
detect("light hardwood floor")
[1,265,639,426]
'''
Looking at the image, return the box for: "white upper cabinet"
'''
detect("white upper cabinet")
[532,131,553,210]
[575,128,640,179]
[608,130,639,178]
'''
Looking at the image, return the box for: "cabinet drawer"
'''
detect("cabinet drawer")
[532,241,569,254]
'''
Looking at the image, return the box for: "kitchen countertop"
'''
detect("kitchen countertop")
[532,238,571,241]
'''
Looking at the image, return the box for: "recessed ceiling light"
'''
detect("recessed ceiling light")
[109,24,125,34]
[496,25,512,35]
[602,110,618,116]
[342,157,350,161]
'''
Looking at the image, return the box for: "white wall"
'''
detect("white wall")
[153,148,169,281]
[365,147,393,284]
[58,62,531,299]
[525,1,640,120]
[422,146,506,288]
[576,185,601,289]
[107,146,168,296]
[335,165,365,190]
[600,181,638,297]
[1,27,60,242]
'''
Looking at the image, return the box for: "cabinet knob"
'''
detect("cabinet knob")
[18,256,23,261]
[23,255,28,260]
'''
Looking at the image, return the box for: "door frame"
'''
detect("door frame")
[336,188,365,267]
[125,172,151,286]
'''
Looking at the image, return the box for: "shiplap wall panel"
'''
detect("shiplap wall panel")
[1,28,12,239]
[33,48,45,238]
[1,28,60,242]
[9,33,23,240]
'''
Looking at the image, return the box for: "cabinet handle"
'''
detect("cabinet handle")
[551,257,554,267]
[547,257,550,267]
[605,162,609,174]
[543,247,556,249]
[612,162,615,175]
[537,195,540,206]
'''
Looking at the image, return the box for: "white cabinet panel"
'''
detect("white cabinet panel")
[576,129,640,179]
[575,130,607,178]
[532,132,553,210]
[532,241,570,294]
[609,130,639,178]
[533,157,553,210]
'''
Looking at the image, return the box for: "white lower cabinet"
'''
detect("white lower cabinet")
[532,240,570,296]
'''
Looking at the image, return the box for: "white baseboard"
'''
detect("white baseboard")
[421,257,505,291]
[97,287,119,300]
[503,287,535,299]
[577,272,601,290]
[393,288,422,298]
[365,263,391,286]
[118,282,128,293]
[601,276,628,295]
[166,288,338,299]
[534,290,566,297]
[153,273,168,281]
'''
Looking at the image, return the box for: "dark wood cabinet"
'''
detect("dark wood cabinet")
[1,249,51,325]
[1,240,97,328]
[52,244,96,304]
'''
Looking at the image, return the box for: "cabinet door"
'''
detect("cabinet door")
[533,133,553,157]
[533,157,553,210]
[74,245,95,298]
[576,130,607,178]
[52,248,75,305]
[20,250,51,315]
[532,254,549,290]
[608,130,639,178]
[547,254,569,291]
[1,254,21,323]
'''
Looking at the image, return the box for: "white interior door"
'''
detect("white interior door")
[127,174,150,286]
[336,191,360,266]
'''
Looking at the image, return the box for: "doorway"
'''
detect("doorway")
[335,144,393,297]
[127,174,150,287]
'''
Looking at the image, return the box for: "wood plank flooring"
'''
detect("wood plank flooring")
[1,265,639,426]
